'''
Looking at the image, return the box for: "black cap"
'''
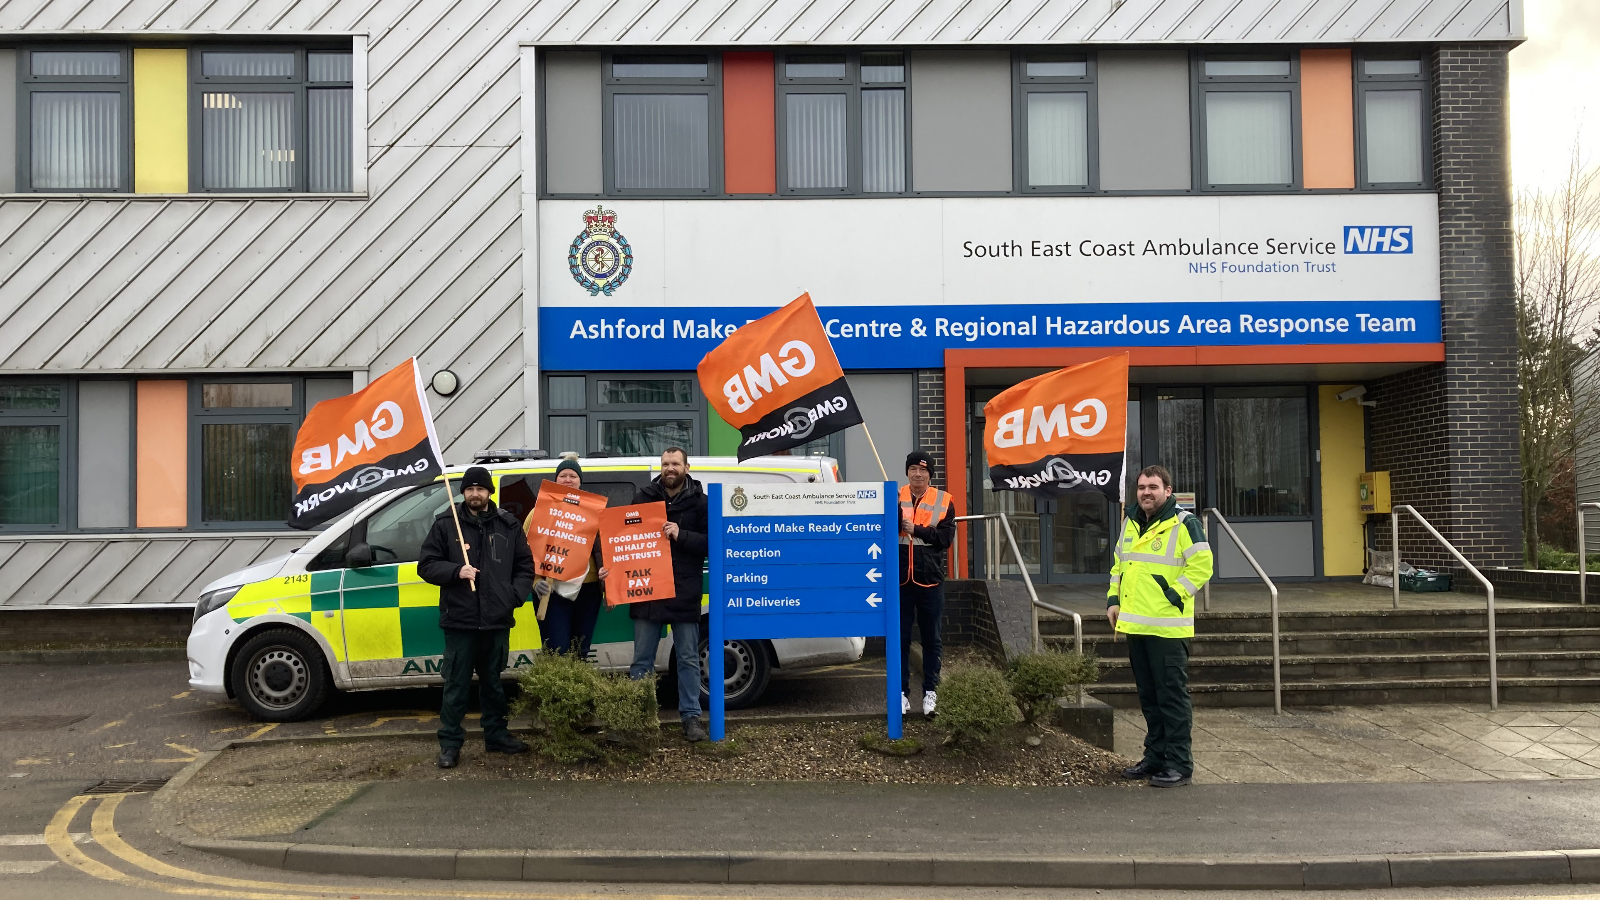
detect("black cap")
[555,453,582,481]
[460,466,494,493]
[906,451,935,476]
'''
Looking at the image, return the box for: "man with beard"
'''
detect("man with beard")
[418,466,535,768]
[628,447,711,742]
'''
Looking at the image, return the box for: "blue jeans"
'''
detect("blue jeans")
[629,619,702,722]
[541,581,603,658]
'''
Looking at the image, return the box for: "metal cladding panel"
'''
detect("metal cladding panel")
[0,536,314,607]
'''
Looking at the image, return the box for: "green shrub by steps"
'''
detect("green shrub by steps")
[595,671,659,747]
[513,652,600,761]
[1007,650,1100,722]
[934,664,1017,749]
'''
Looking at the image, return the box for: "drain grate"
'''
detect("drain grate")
[0,715,90,731]
[83,778,170,795]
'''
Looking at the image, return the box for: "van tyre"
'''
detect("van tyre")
[231,628,331,722]
[700,638,772,710]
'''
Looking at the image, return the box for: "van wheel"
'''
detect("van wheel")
[230,628,330,722]
[700,639,772,710]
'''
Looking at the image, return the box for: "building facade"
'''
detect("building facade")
[0,0,1523,607]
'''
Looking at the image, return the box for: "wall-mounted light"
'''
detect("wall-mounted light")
[430,369,460,397]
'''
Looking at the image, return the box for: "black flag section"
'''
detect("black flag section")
[290,436,439,529]
[989,452,1124,502]
[736,377,864,461]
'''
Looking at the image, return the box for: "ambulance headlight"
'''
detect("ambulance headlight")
[193,586,240,623]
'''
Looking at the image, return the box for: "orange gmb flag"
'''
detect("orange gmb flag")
[983,354,1129,502]
[527,481,607,581]
[290,358,443,529]
[697,293,863,461]
[598,502,674,606]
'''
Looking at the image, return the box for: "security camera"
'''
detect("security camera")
[1336,386,1367,402]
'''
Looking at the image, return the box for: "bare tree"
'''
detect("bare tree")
[1516,143,1600,565]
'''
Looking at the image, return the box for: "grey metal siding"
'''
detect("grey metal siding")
[527,0,1522,44]
[910,51,1011,193]
[543,51,603,194]
[0,534,310,607]
[1098,50,1191,191]
[77,380,131,529]
[0,50,14,193]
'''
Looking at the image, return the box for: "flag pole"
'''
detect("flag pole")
[442,470,476,592]
[860,421,889,482]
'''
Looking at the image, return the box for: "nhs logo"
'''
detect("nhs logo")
[856,489,878,499]
[1343,226,1414,254]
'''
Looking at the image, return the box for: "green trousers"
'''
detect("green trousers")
[1126,633,1193,776]
[437,628,511,750]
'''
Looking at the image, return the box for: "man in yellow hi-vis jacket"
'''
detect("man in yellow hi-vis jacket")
[1107,464,1214,788]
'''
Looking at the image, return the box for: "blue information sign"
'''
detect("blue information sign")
[708,481,901,742]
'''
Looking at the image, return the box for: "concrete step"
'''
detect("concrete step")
[1041,605,1600,637]
[1090,649,1600,684]
[1089,675,1600,708]
[1048,628,1600,659]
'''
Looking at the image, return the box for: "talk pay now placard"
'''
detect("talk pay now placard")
[708,481,901,742]
[526,482,605,580]
[599,502,673,606]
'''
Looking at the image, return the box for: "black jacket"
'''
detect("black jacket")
[629,476,709,624]
[899,500,957,587]
[418,501,535,631]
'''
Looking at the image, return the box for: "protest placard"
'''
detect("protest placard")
[599,502,673,606]
[526,481,606,581]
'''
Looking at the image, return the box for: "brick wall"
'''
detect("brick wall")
[1368,45,1522,570]
[915,369,946,481]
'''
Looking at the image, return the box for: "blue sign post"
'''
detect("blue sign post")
[708,481,902,742]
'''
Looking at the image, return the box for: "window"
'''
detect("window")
[362,482,451,565]
[193,379,298,526]
[1357,51,1429,189]
[1016,53,1096,192]
[20,47,131,192]
[777,52,908,195]
[1213,387,1311,518]
[191,46,354,192]
[1195,52,1298,190]
[605,54,720,195]
[543,374,704,458]
[0,383,67,528]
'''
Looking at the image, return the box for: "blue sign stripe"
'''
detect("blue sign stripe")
[724,515,887,539]
[723,587,890,615]
[721,539,890,565]
[722,563,888,588]
[722,611,889,641]
[542,301,1442,370]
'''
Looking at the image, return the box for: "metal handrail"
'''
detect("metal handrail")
[953,513,1083,655]
[1392,504,1498,709]
[1201,508,1282,715]
[1578,503,1600,606]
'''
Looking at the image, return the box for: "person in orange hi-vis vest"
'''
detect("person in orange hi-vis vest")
[898,451,957,718]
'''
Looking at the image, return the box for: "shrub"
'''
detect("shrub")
[513,651,600,762]
[1007,650,1100,722]
[934,664,1017,749]
[595,671,659,748]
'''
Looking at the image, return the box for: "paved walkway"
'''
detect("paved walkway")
[1116,703,1600,784]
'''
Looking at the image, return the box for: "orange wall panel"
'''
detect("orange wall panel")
[722,51,776,195]
[136,380,188,528]
[1301,49,1356,190]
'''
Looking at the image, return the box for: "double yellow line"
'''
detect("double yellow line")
[44,793,712,900]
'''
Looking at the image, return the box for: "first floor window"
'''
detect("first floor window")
[1204,91,1293,186]
[1358,54,1428,188]
[612,93,712,191]
[779,51,907,195]
[23,49,129,192]
[0,384,65,526]
[194,47,354,193]
[1026,92,1089,188]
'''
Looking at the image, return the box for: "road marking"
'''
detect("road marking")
[166,742,202,757]
[172,692,192,700]
[0,860,56,874]
[93,719,127,732]
[244,723,278,741]
[0,832,89,845]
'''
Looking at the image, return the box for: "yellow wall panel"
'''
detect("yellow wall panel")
[134,48,187,193]
[1319,385,1367,576]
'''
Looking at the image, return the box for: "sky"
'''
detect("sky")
[1510,0,1600,194]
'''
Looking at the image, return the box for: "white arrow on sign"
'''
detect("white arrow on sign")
[865,568,882,583]
[867,543,883,559]
[865,593,883,608]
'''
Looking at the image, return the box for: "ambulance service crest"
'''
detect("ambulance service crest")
[569,206,633,296]
[730,486,748,511]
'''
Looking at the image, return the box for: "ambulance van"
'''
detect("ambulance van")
[186,455,864,721]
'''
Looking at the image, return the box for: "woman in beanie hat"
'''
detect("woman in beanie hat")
[528,453,607,657]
